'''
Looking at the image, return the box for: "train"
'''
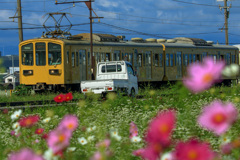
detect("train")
[19,33,239,92]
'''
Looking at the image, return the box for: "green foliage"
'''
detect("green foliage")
[12,84,32,96]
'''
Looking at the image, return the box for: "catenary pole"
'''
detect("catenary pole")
[17,0,23,42]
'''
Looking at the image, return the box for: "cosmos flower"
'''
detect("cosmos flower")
[96,139,111,148]
[183,57,225,93]
[133,143,163,160]
[222,63,239,77]
[43,149,56,160]
[18,115,40,128]
[42,117,51,123]
[130,136,141,143]
[129,121,138,138]
[11,110,22,121]
[161,152,173,160]
[198,100,238,135]
[8,148,44,160]
[54,94,65,103]
[110,130,122,141]
[173,139,215,160]
[58,115,78,132]
[86,126,96,132]
[47,128,72,153]
[66,147,76,152]
[12,122,20,130]
[87,135,95,141]
[35,128,44,135]
[90,151,103,160]
[64,92,73,102]
[146,110,176,146]
[78,137,87,145]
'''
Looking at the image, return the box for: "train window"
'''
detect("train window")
[166,54,169,67]
[137,54,142,67]
[143,53,146,66]
[189,54,192,64]
[114,50,121,61]
[123,53,128,61]
[35,43,46,66]
[159,54,163,67]
[232,54,235,63]
[106,53,110,62]
[76,52,79,66]
[96,52,100,63]
[202,52,207,59]
[213,55,217,64]
[192,54,196,62]
[226,53,230,65]
[154,54,159,67]
[67,51,69,64]
[72,52,75,67]
[184,54,188,66]
[88,52,91,65]
[129,53,133,65]
[21,43,33,66]
[79,50,86,65]
[170,54,173,67]
[196,54,200,62]
[48,43,61,65]
[101,53,105,62]
[101,64,122,73]
[146,51,151,66]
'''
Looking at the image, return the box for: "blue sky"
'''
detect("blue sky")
[0,0,240,55]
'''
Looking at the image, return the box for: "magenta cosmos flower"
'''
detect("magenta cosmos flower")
[198,100,238,135]
[8,148,44,160]
[145,110,176,146]
[133,143,163,160]
[174,139,215,160]
[59,114,79,132]
[47,128,72,153]
[183,57,225,93]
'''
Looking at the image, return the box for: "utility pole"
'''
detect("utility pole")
[17,0,23,42]
[219,0,231,45]
[55,0,103,80]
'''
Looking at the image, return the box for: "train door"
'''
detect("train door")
[79,50,86,81]
[106,53,111,61]
[176,51,182,78]
[146,51,152,79]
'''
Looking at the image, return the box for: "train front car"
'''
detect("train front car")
[19,39,64,92]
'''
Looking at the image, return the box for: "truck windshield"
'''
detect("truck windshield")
[101,64,122,73]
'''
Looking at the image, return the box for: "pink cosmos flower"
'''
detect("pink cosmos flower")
[96,139,111,148]
[198,100,238,135]
[18,115,40,128]
[58,115,79,132]
[133,143,162,160]
[47,128,72,154]
[183,57,225,93]
[174,139,215,160]
[146,110,176,146]
[90,151,103,160]
[8,148,44,160]
[129,121,138,138]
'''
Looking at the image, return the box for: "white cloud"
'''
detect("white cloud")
[97,0,119,8]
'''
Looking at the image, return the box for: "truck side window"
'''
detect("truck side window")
[127,64,134,75]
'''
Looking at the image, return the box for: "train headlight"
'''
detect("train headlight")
[23,70,33,76]
[49,69,62,75]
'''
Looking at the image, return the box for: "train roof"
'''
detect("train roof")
[24,33,238,50]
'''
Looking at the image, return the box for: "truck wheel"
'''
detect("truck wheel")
[130,88,135,98]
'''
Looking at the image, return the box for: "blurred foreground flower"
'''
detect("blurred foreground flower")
[183,57,225,93]
[129,121,138,138]
[173,139,215,160]
[222,63,239,77]
[18,115,40,127]
[198,100,238,135]
[11,110,22,121]
[9,148,44,160]
[59,115,78,131]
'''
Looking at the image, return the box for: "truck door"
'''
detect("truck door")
[127,63,138,93]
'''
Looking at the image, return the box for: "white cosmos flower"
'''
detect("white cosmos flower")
[130,136,141,143]
[86,126,96,132]
[43,117,51,123]
[12,122,20,130]
[11,110,22,121]
[78,137,87,145]
[43,149,58,160]
[222,64,240,77]
[87,135,95,141]
[161,152,173,160]
[67,147,76,152]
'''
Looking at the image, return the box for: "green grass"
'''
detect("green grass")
[1,83,240,159]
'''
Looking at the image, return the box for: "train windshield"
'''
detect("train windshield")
[21,43,33,66]
[35,43,46,66]
[48,43,61,65]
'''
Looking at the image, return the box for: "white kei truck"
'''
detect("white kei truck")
[81,61,138,97]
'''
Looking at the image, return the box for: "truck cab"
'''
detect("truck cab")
[81,61,138,96]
